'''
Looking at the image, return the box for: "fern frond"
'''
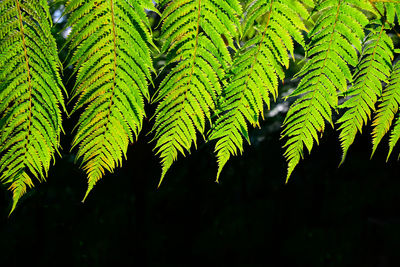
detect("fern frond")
[381,61,400,159]
[337,25,393,162]
[208,0,312,181]
[281,0,369,180]
[66,0,155,200]
[151,0,241,185]
[0,0,65,213]
[371,59,400,156]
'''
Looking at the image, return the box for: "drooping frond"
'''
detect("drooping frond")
[66,0,156,200]
[281,0,370,180]
[0,0,65,213]
[382,61,400,159]
[372,58,400,157]
[208,0,312,181]
[337,25,393,162]
[151,0,241,185]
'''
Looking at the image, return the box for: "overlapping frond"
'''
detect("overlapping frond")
[0,0,65,213]
[151,0,241,184]
[371,60,400,157]
[208,0,312,181]
[281,0,371,180]
[337,25,393,162]
[377,61,400,159]
[66,0,156,200]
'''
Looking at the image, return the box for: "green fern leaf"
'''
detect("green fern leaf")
[281,0,369,181]
[151,0,241,185]
[338,25,393,162]
[66,0,156,200]
[371,60,400,157]
[382,61,400,159]
[208,0,312,181]
[0,0,65,213]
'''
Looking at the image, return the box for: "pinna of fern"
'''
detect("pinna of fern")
[0,0,65,213]
[65,0,157,200]
[150,0,241,186]
[208,0,313,181]
[281,0,373,181]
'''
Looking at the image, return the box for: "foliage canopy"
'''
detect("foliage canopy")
[1,0,400,213]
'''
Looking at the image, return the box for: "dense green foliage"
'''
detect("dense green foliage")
[1,0,400,212]
[65,0,156,200]
[0,0,65,213]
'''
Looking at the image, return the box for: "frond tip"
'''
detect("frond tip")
[0,0,65,213]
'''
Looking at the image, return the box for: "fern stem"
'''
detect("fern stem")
[106,0,118,123]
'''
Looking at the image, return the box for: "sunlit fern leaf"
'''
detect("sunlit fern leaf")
[66,0,156,200]
[281,0,370,181]
[208,0,312,181]
[151,0,241,185]
[382,61,400,159]
[337,25,393,162]
[371,61,400,157]
[0,0,65,213]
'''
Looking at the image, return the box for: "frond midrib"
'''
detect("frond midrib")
[15,0,33,170]
[104,0,118,125]
[77,0,121,201]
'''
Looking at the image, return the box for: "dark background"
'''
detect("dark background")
[1,112,400,266]
[1,2,400,267]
